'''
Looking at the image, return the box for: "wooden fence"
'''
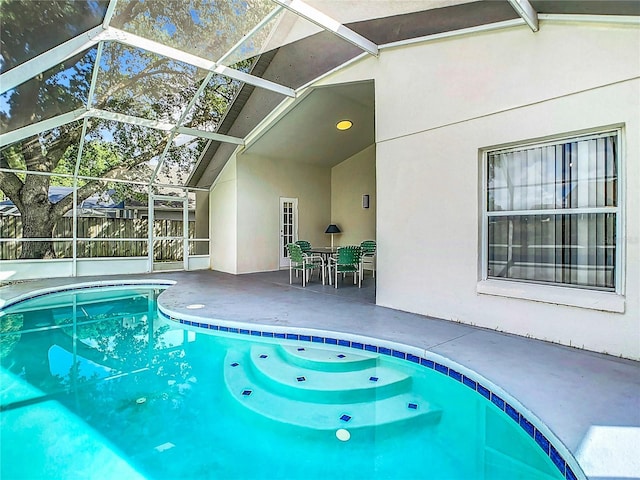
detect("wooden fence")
[0,216,196,260]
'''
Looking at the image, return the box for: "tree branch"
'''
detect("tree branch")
[0,170,25,212]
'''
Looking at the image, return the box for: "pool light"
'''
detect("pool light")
[336,429,351,441]
[336,120,353,131]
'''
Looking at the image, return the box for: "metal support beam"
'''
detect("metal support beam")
[0,109,87,147]
[104,28,296,98]
[102,0,120,28]
[507,0,539,32]
[87,108,175,131]
[273,0,378,56]
[1,24,295,99]
[177,126,245,145]
[217,6,284,64]
[87,108,245,145]
[0,25,105,93]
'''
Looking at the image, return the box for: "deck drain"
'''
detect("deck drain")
[186,304,205,309]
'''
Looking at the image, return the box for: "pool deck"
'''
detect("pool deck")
[1,269,639,480]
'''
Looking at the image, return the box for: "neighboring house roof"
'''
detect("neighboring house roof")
[0,187,123,213]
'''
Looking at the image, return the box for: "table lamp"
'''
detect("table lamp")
[325,224,341,249]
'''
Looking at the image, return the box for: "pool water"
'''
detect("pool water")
[0,285,565,479]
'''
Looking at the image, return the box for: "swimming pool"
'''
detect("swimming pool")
[0,283,581,479]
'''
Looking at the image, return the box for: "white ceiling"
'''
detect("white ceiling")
[243,81,375,167]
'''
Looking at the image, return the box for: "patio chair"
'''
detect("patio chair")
[295,240,312,253]
[286,243,325,287]
[328,245,362,289]
[295,239,324,270]
[360,240,376,278]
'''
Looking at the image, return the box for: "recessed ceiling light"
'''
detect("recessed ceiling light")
[336,120,353,131]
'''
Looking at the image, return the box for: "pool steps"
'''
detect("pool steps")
[224,344,442,431]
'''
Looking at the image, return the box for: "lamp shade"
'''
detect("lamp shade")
[325,224,341,234]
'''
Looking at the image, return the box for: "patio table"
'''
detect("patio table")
[308,247,342,286]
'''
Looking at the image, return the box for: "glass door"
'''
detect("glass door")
[279,197,298,268]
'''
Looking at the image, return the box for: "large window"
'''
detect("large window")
[484,130,620,291]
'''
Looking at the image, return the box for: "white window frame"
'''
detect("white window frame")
[478,127,625,313]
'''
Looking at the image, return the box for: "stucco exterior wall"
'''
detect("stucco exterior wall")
[210,156,238,274]
[370,22,640,359]
[236,154,331,273]
[212,20,639,359]
[331,144,376,246]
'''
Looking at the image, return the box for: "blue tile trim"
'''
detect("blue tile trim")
[462,376,477,390]
[435,363,448,375]
[505,403,520,423]
[520,417,535,438]
[477,384,491,400]
[165,315,580,480]
[491,393,505,410]
[420,358,434,369]
[535,430,550,454]
[550,445,566,475]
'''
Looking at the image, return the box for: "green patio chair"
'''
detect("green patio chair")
[295,239,324,271]
[328,245,362,289]
[295,240,312,253]
[286,243,325,287]
[360,240,376,278]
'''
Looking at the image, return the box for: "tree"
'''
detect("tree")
[0,0,271,259]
